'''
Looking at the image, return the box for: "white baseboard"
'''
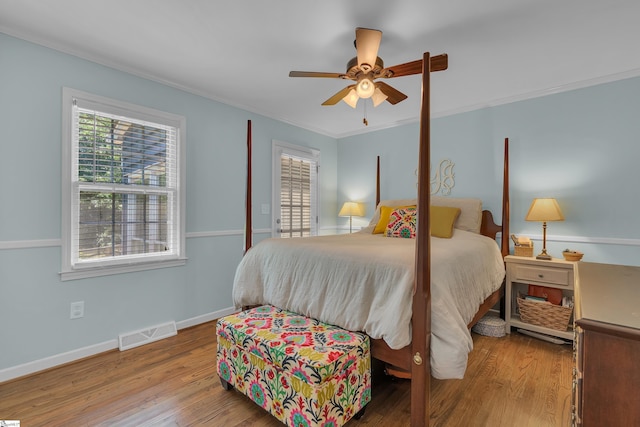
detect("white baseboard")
[0,306,238,384]
[176,306,238,330]
[0,340,118,384]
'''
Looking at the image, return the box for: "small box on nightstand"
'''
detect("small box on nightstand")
[514,244,533,257]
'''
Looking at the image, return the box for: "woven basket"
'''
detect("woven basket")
[517,294,573,331]
[562,251,584,261]
[514,245,533,257]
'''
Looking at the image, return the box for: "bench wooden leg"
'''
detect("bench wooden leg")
[220,377,233,391]
[354,407,366,420]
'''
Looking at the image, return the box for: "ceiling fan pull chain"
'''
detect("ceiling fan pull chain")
[363,101,368,126]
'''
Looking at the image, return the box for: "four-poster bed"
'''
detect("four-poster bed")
[236,53,510,426]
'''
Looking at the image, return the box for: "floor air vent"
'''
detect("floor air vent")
[118,321,177,351]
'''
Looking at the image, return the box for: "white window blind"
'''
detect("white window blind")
[280,156,313,238]
[61,88,186,280]
[272,140,319,239]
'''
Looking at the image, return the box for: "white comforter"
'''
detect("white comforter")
[232,229,505,379]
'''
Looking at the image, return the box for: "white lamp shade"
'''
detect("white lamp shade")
[342,89,359,108]
[525,198,564,222]
[371,86,388,107]
[339,202,365,217]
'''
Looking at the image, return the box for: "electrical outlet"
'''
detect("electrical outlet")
[261,204,270,215]
[70,301,84,319]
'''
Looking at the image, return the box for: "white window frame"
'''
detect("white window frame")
[271,140,320,238]
[61,88,186,281]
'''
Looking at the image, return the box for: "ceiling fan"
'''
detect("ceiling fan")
[289,27,448,108]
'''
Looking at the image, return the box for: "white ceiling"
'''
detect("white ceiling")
[1,0,639,138]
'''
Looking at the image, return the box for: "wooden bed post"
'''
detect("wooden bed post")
[245,119,252,254]
[501,138,510,258]
[411,51,432,427]
[376,155,381,208]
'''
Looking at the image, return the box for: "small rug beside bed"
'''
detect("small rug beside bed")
[471,314,506,337]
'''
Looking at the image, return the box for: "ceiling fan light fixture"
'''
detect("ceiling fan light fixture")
[355,75,375,98]
[289,28,441,109]
[372,86,388,107]
[342,89,359,108]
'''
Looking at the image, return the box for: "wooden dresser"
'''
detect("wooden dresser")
[573,262,640,426]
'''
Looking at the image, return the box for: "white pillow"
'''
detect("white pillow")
[361,197,482,234]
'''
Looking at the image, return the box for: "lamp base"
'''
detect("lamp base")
[536,253,552,260]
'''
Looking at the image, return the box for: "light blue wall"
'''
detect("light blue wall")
[3,29,640,376]
[0,33,337,372]
[338,77,640,266]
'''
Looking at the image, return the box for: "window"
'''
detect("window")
[61,88,186,280]
[272,141,319,238]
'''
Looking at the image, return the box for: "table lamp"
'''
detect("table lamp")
[339,202,365,233]
[525,198,564,260]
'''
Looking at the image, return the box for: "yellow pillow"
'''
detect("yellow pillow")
[373,205,415,234]
[430,205,461,238]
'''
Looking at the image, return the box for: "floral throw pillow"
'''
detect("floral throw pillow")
[385,206,417,238]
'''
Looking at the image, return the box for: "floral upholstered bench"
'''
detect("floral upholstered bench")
[216,305,371,427]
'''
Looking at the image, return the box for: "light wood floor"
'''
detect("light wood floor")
[0,321,573,426]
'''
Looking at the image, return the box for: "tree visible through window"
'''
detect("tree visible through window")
[77,112,169,259]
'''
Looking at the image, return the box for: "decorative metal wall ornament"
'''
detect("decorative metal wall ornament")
[415,159,455,195]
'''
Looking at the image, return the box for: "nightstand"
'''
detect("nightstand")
[505,255,575,341]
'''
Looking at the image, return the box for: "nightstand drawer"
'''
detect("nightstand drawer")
[513,265,571,286]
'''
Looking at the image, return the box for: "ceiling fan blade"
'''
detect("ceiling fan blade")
[384,59,422,77]
[430,54,448,72]
[375,81,408,105]
[382,54,449,78]
[321,85,356,106]
[355,27,382,71]
[289,71,345,78]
